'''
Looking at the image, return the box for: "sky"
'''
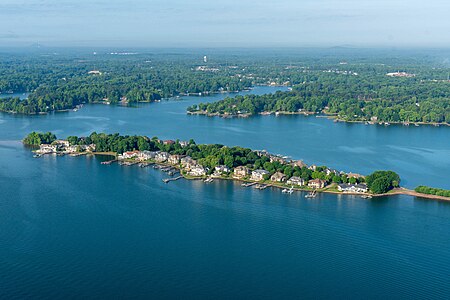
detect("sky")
[0,0,449,48]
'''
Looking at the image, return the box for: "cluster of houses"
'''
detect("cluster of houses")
[36,140,95,154]
[115,147,367,193]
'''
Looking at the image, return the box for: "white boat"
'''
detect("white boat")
[282,187,294,194]
[305,190,317,198]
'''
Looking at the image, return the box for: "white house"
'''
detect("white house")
[188,165,207,177]
[338,183,368,193]
[155,152,170,162]
[251,169,270,181]
[286,176,305,186]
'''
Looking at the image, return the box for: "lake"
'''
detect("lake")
[0,86,449,299]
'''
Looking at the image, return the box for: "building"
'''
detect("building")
[286,176,305,186]
[308,179,327,189]
[181,156,196,170]
[163,140,175,145]
[214,165,230,175]
[338,183,368,193]
[251,169,270,181]
[308,164,317,171]
[168,154,183,165]
[137,151,157,161]
[120,150,140,159]
[233,166,250,179]
[347,172,364,179]
[291,160,307,168]
[188,165,206,177]
[54,140,70,148]
[155,152,170,162]
[37,144,57,154]
[270,172,287,182]
[179,141,189,148]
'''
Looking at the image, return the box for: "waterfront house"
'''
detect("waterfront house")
[286,176,305,186]
[137,151,157,161]
[54,140,70,149]
[269,155,287,164]
[308,179,327,189]
[181,156,197,170]
[233,166,250,179]
[84,144,96,152]
[338,183,368,193]
[168,154,183,165]
[155,152,170,162]
[65,145,79,153]
[214,165,231,175]
[188,165,207,177]
[291,160,307,168]
[121,150,140,159]
[37,144,57,154]
[270,172,287,182]
[251,169,270,181]
[347,172,364,179]
[309,165,317,171]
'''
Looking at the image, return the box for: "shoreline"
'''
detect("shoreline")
[187,110,450,127]
[38,151,450,202]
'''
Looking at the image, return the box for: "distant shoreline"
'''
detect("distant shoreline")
[187,110,450,127]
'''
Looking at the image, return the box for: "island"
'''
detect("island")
[23,132,450,201]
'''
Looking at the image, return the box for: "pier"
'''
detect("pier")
[163,176,183,183]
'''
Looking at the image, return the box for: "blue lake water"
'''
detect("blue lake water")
[1,86,450,298]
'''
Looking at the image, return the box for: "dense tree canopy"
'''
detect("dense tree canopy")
[366,171,400,194]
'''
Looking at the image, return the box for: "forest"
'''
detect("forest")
[188,75,450,124]
[3,49,450,120]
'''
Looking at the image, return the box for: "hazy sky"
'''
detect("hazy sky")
[0,0,449,48]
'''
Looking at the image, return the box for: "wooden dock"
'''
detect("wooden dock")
[163,176,183,183]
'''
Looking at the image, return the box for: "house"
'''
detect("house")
[163,140,175,145]
[233,166,250,179]
[88,70,102,75]
[54,140,70,148]
[37,144,57,154]
[214,165,230,174]
[338,183,368,193]
[179,141,189,148]
[168,154,183,165]
[155,152,170,162]
[181,156,197,170]
[308,179,327,189]
[251,169,270,181]
[84,144,96,152]
[188,165,206,177]
[65,145,79,153]
[137,151,157,161]
[286,176,305,186]
[347,172,364,179]
[270,171,287,182]
[120,150,140,159]
[308,164,317,171]
[291,160,307,168]
[269,155,287,164]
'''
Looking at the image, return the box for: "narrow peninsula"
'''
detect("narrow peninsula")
[24,132,450,201]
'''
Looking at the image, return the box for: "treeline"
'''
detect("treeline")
[23,132,57,146]
[365,171,400,194]
[188,75,450,124]
[415,186,450,197]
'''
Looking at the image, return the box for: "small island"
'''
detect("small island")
[24,132,450,201]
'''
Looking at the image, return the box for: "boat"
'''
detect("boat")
[282,187,294,194]
[204,178,214,183]
[305,190,317,198]
[361,195,372,199]
[33,154,41,158]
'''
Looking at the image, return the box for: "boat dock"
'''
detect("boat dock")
[163,176,183,183]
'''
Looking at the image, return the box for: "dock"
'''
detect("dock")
[163,176,183,183]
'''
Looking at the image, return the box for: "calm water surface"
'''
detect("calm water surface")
[1,86,450,299]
